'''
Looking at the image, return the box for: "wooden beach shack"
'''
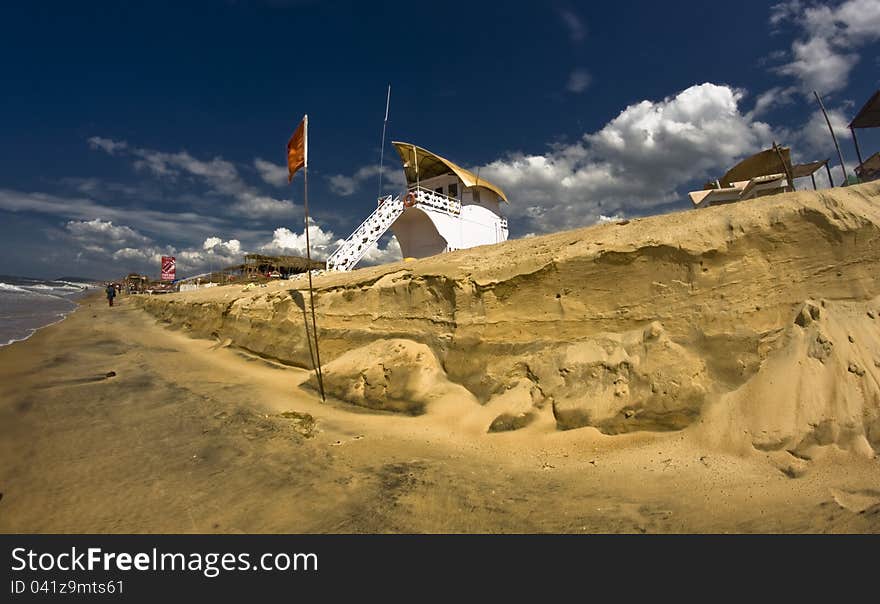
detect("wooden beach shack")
[238,253,324,280]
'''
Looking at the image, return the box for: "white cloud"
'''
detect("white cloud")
[477,83,774,234]
[0,188,230,238]
[135,151,238,184]
[835,0,880,39]
[234,193,298,216]
[202,236,241,255]
[112,246,165,265]
[175,236,243,273]
[254,158,289,187]
[770,0,804,27]
[328,174,357,196]
[87,136,128,155]
[770,0,880,94]
[566,68,592,94]
[776,36,858,95]
[89,138,299,218]
[61,177,141,198]
[558,9,586,43]
[327,165,406,197]
[747,86,798,118]
[261,222,341,259]
[65,218,151,249]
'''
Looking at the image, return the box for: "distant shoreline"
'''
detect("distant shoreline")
[0,289,100,349]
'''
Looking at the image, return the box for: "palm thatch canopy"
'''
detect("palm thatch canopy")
[241,254,323,273]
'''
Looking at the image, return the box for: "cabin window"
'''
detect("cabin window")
[434,186,444,195]
[448,183,458,198]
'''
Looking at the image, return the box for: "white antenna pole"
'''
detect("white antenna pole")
[414,143,419,190]
[813,90,848,186]
[378,84,391,196]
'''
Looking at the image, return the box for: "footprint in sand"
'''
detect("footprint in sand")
[330,435,364,446]
[830,488,880,513]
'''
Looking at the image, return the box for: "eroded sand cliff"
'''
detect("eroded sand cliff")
[138,182,880,458]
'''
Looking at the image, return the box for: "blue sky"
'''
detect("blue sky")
[1,0,878,279]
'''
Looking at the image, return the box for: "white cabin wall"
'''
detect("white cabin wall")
[424,205,508,250]
[410,174,461,197]
[462,187,503,218]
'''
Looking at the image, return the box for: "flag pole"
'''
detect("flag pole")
[296,130,319,394]
[301,114,326,401]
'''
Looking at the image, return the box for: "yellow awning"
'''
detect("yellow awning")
[790,159,829,179]
[392,141,508,203]
[706,146,792,189]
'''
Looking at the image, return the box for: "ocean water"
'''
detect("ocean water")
[0,275,95,347]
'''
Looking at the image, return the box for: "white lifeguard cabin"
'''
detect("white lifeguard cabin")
[326,142,509,271]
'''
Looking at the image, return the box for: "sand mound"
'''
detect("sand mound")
[138,182,880,447]
[698,298,880,457]
[306,338,477,415]
[479,321,708,433]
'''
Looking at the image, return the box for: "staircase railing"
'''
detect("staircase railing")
[325,195,403,272]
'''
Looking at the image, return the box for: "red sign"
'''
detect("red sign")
[161,256,176,281]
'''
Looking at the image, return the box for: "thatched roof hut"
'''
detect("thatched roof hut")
[238,254,324,278]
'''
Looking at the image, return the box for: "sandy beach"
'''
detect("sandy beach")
[1,184,879,533]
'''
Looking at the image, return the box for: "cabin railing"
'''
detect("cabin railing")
[407,186,461,216]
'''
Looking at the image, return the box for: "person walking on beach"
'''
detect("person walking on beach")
[105,283,117,307]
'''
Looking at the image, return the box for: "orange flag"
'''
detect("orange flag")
[287,114,307,182]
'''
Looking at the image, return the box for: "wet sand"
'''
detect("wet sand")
[1,293,878,533]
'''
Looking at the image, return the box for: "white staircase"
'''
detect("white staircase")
[326,195,404,272]
[326,188,465,272]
